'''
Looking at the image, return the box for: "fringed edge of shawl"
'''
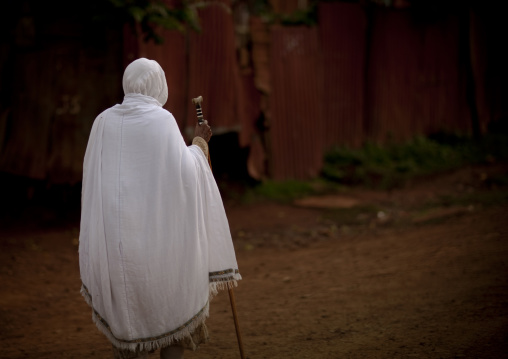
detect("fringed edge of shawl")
[80,284,209,352]
[208,270,242,299]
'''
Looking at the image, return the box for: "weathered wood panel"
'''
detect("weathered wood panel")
[0,17,123,184]
[366,8,469,142]
[319,2,366,149]
[269,25,323,180]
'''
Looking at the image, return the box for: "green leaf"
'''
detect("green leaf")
[128,6,145,23]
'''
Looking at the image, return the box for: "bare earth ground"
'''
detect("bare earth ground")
[1,163,508,359]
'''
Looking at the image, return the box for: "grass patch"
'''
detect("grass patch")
[236,132,508,203]
[322,133,508,189]
[242,179,317,203]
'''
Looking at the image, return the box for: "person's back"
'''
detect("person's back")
[79,58,241,358]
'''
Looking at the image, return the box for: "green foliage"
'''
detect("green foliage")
[250,0,318,26]
[237,133,508,204]
[243,180,316,202]
[322,133,508,189]
[280,2,318,26]
[105,0,201,43]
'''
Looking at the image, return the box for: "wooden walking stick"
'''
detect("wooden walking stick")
[192,96,246,359]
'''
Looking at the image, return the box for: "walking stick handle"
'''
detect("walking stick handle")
[192,95,212,168]
[192,96,205,125]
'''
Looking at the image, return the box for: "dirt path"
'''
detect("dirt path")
[1,164,507,358]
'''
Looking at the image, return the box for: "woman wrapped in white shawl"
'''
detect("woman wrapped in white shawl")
[79,58,241,358]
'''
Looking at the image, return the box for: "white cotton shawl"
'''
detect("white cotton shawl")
[79,58,241,351]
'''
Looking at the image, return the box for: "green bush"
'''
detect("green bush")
[244,180,315,202]
[239,133,508,203]
[322,133,508,189]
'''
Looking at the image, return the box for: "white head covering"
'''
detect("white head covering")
[122,58,168,106]
[79,58,240,352]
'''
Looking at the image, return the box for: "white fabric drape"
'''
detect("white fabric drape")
[79,58,240,351]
